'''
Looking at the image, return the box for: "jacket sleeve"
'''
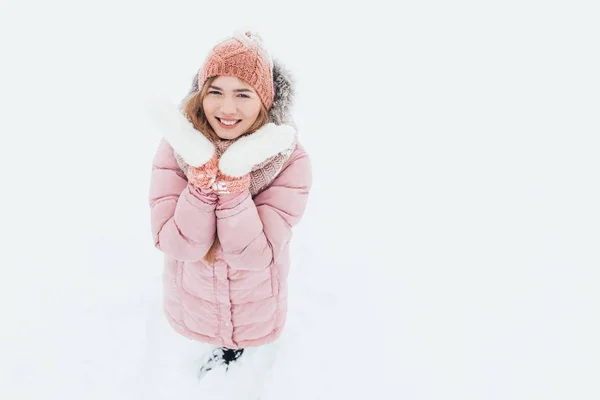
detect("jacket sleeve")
[149,139,217,262]
[215,149,312,270]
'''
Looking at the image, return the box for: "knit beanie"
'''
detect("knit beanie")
[198,31,275,110]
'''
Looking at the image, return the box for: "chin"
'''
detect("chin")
[218,129,235,137]
[216,131,241,140]
[222,126,249,139]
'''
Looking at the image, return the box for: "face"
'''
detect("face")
[202,76,263,140]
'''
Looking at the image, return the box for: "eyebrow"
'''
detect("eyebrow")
[209,85,254,93]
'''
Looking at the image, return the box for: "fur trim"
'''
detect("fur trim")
[219,123,297,177]
[269,59,295,126]
[147,97,215,167]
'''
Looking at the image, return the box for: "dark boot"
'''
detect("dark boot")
[198,347,245,380]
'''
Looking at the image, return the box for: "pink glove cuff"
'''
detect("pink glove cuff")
[188,154,218,189]
[212,172,251,195]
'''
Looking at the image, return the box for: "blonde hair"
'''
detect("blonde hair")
[181,76,271,264]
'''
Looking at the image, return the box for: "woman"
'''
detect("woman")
[148,31,311,399]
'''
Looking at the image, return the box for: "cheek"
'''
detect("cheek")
[202,99,216,115]
[242,102,262,119]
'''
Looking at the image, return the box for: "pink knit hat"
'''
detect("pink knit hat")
[198,31,275,110]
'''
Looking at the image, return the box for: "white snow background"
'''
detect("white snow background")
[1,1,599,399]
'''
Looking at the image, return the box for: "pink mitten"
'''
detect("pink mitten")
[189,154,219,189]
[215,123,297,195]
[211,171,251,195]
[147,96,217,189]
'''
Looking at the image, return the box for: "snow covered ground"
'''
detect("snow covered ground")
[1,1,599,399]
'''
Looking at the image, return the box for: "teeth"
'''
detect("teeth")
[220,119,239,126]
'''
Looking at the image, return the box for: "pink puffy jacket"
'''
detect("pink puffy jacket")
[149,139,311,349]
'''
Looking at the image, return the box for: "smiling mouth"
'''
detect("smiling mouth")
[216,117,242,128]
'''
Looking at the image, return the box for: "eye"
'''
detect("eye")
[238,93,250,98]
[208,90,221,95]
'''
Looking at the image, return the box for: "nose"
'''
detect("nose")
[220,96,237,115]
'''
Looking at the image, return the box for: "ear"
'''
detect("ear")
[146,97,215,167]
[218,123,296,177]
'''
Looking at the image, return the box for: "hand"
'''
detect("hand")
[146,96,215,168]
[214,123,297,195]
[189,154,219,189]
[211,171,251,195]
